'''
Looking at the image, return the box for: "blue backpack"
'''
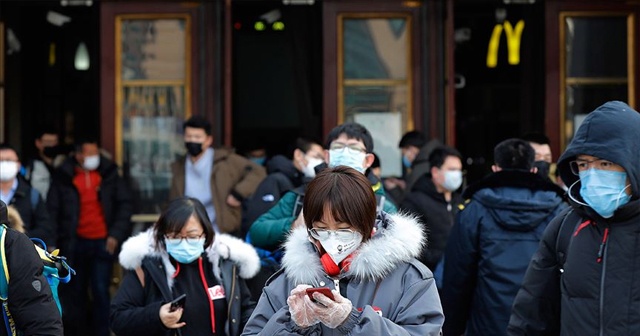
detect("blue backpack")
[0,224,75,336]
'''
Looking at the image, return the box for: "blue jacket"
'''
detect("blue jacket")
[442,170,566,336]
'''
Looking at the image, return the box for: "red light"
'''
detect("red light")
[234,22,242,30]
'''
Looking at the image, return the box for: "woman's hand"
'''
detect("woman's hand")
[287,284,318,328]
[309,289,353,328]
[159,302,186,329]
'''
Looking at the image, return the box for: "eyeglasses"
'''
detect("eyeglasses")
[308,228,357,242]
[164,232,205,244]
[569,159,617,175]
[329,143,366,154]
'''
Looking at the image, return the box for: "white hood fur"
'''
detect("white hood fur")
[119,229,260,288]
[281,212,425,285]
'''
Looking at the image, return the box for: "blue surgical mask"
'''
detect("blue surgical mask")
[164,238,205,264]
[402,156,412,169]
[578,169,631,218]
[442,170,463,191]
[329,148,366,173]
[250,157,266,166]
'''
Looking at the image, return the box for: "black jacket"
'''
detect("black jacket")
[508,101,640,335]
[47,156,132,257]
[0,224,63,336]
[400,174,464,270]
[6,178,56,247]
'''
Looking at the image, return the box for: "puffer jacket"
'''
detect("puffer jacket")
[242,212,444,335]
[508,101,640,336]
[110,230,261,336]
[442,170,566,336]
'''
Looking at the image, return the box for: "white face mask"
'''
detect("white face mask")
[318,232,363,265]
[302,157,323,178]
[442,170,463,191]
[83,155,100,171]
[0,161,19,181]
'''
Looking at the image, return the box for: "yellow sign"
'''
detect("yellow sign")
[486,20,525,68]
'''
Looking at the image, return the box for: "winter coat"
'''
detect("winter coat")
[400,174,464,271]
[508,101,640,336]
[6,178,56,247]
[111,230,261,336]
[170,148,266,236]
[47,156,132,257]
[442,170,566,336]
[242,212,444,335]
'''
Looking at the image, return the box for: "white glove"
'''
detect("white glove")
[287,284,319,328]
[308,289,352,328]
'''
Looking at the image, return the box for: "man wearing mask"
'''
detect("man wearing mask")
[522,133,554,183]
[401,145,465,273]
[0,143,56,247]
[48,138,132,336]
[169,116,266,237]
[24,127,65,202]
[384,131,427,203]
[509,101,640,335]
[249,122,397,252]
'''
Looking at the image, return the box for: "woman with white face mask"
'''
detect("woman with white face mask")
[111,197,260,336]
[242,166,444,336]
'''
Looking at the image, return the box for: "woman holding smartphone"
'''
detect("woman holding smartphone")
[242,166,444,335]
[110,197,259,336]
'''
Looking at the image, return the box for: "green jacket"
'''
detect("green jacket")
[249,181,397,250]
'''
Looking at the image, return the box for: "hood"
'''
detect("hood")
[465,170,565,231]
[265,155,301,182]
[281,212,425,285]
[118,229,260,287]
[558,101,640,201]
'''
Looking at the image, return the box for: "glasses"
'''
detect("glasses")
[308,228,357,242]
[569,159,617,175]
[164,232,205,244]
[329,143,366,154]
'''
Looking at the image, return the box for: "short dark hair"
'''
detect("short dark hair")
[295,137,321,153]
[154,197,215,251]
[370,152,380,169]
[0,143,20,159]
[521,132,550,145]
[325,122,374,153]
[494,138,535,170]
[34,126,59,140]
[399,131,426,149]
[183,116,212,136]
[303,166,376,243]
[74,137,99,153]
[428,145,462,170]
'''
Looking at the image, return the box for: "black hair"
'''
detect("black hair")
[154,197,215,250]
[399,131,426,149]
[428,145,463,170]
[183,115,212,136]
[325,122,374,153]
[74,137,99,153]
[34,126,60,140]
[521,132,550,145]
[370,152,381,169]
[295,137,322,153]
[0,143,20,159]
[494,138,535,170]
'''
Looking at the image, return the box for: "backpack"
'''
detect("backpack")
[555,208,582,272]
[0,224,75,336]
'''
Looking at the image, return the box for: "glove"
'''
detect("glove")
[287,284,319,328]
[309,289,352,328]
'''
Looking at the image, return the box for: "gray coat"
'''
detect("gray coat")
[242,212,444,335]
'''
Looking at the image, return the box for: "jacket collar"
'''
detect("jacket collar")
[118,229,260,287]
[463,170,566,199]
[281,212,425,285]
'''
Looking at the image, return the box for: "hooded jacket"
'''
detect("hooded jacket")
[242,212,444,335]
[442,170,566,336]
[508,101,640,336]
[110,229,260,336]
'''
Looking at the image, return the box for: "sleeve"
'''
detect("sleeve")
[229,154,267,202]
[399,195,430,266]
[28,191,58,248]
[6,230,63,335]
[507,213,565,336]
[242,176,282,234]
[340,273,444,336]
[110,270,168,336]
[109,174,133,244]
[248,192,297,250]
[46,177,73,255]
[441,203,481,336]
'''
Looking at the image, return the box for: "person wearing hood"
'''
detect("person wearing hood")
[508,101,640,335]
[111,197,260,336]
[242,166,443,335]
[441,138,566,336]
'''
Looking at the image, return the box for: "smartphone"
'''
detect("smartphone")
[169,294,187,312]
[305,287,335,303]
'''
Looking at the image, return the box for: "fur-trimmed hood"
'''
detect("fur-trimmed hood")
[118,229,260,287]
[281,212,425,285]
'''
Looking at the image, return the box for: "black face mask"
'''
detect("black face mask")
[42,146,59,159]
[185,142,204,157]
[533,160,551,180]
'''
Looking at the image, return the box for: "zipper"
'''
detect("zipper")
[598,229,609,336]
[333,279,340,292]
[227,265,237,317]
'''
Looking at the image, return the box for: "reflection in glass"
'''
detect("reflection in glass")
[344,85,408,125]
[344,18,407,80]
[121,19,186,81]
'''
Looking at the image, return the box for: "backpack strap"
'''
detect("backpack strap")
[555,209,581,272]
[0,224,16,336]
[292,194,304,218]
[29,188,39,211]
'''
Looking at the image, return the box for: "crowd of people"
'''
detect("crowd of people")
[0,100,638,335]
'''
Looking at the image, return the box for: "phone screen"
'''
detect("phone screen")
[169,294,187,312]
